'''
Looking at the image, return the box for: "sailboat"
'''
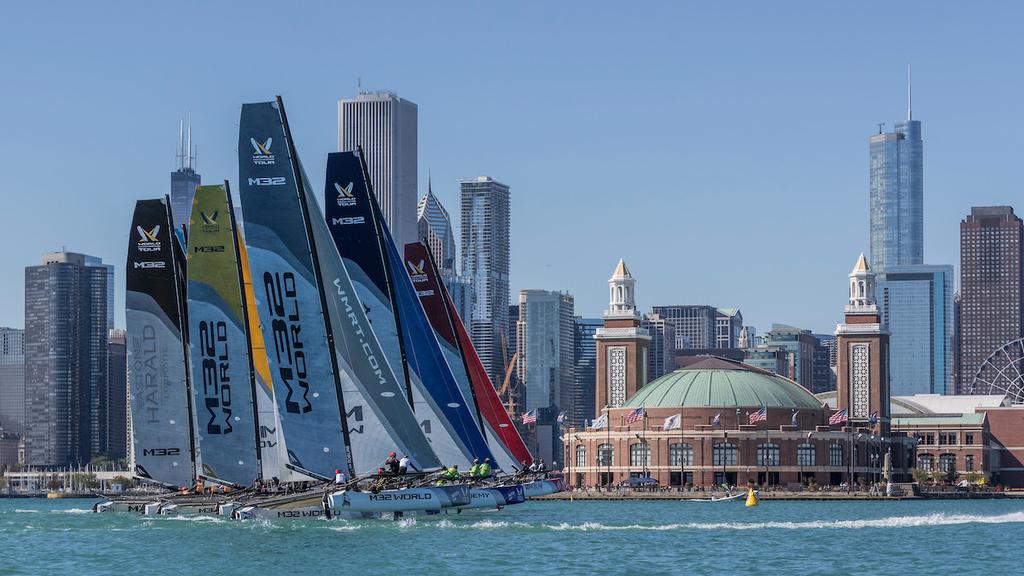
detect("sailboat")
[96,199,198,514]
[231,99,472,519]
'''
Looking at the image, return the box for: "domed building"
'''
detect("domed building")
[563,356,904,488]
[561,256,917,490]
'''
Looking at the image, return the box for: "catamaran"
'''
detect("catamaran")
[100,96,560,519]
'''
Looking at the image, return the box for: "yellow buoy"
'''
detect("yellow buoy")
[745,488,759,507]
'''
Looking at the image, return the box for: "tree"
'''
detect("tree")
[910,468,930,484]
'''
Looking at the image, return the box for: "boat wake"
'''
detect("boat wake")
[543,512,1024,531]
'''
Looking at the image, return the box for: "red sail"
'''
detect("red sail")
[448,296,533,466]
[404,242,533,467]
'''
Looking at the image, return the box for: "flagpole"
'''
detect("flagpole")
[680,409,685,491]
[605,406,610,487]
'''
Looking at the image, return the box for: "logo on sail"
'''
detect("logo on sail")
[136,225,162,252]
[250,137,275,165]
[200,210,220,232]
[334,182,356,207]
[406,259,428,283]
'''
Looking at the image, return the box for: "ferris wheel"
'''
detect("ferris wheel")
[968,338,1024,405]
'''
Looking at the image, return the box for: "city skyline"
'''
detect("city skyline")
[2,2,1022,335]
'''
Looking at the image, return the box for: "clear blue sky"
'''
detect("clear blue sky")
[1,1,1021,334]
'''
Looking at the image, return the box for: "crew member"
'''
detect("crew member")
[398,455,412,474]
[443,464,460,480]
[479,458,492,478]
[469,458,481,477]
[384,452,400,474]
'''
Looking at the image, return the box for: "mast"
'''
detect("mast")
[167,194,198,484]
[225,183,264,473]
[275,96,355,477]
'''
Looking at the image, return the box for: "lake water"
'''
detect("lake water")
[1,497,1021,574]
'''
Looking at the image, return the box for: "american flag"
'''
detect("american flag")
[829,408,848,425]
[556,411,566,424]
[712,413,721,427]
[625,407,646,424]
[749,407,767,424]
[521,409,537,425]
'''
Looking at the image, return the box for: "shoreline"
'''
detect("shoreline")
[535,490,1023,501]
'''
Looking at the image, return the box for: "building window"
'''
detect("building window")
[917,454,934,471]
[965,455,974,472]
[668,443,693,467]
[965,433,974,445]
[712,442,737,466]
[575,445,586,467]
[939,454,956,474]
[608,347,627,407]
[829,444,844,467]
[630,443,651,467]
[797,443,815,467]
[597,443,613,467]
[756,443,780,466]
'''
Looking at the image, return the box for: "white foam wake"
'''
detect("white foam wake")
[544,511,1024,531]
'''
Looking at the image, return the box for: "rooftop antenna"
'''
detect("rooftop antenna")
[186,115,193,170]
[176,119,185,170]
[907,64,912,121]
[428,168,432,194]
[877,122,885,134]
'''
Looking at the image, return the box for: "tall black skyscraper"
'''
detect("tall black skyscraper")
[24,252,109,466]
[959,206,1024,392]
[169,120,200,235]
[106,329,127,461]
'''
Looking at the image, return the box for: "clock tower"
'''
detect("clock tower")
[835,254,891,436]
[594,259,651,417]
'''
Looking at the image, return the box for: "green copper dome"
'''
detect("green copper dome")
[623,357,823,410]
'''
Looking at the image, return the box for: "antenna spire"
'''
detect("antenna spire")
[907,64,913,121]
[186,115,193,170]
[177,119,184,170]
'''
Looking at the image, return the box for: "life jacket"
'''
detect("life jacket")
[469,464,481,477]
[444,466,459,478]
[479,463,491,477]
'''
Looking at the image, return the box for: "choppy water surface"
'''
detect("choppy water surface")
[1,498,1020,574]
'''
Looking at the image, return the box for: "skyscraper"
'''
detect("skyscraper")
[83,256,114,330]
[461,176,511,387]
[959,206,1024,390]
[24,252,109,466]
[106,329,127,461]
[338,91,418,247]
[876,265,954,395]
[641,313,677,380]
[416,182,457,283]
[651,305,716,349]
[516,290,575,414]
[0,327,25,435]
[169,120,200,234]
[715,308,743,348]
[572,317,602,428]
[869,74,923,271]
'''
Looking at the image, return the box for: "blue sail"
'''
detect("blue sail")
[381,207,494,465]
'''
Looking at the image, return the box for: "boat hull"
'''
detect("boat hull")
[522,478,566,498]
[93,499,150,514]
[327,485,471,513]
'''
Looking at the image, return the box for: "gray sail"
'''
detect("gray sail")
[297,161,440,474]
[126,198,195,487]
[237,99,351,479]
